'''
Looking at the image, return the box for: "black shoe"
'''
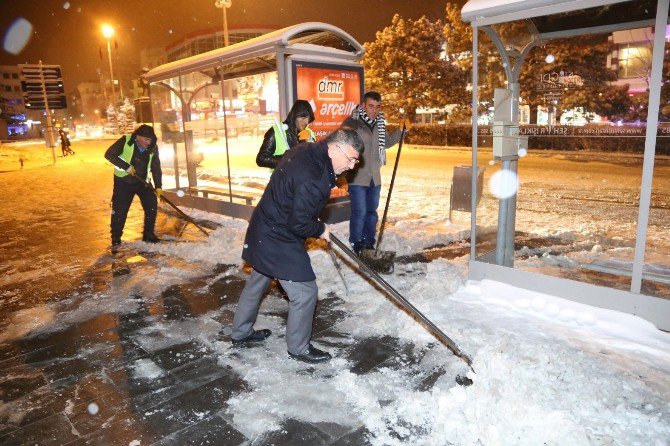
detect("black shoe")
[142,233,161,243]
[288,344,332,363]
[112,237,121,246]
[231,329,272,346]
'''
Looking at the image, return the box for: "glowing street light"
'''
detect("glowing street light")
[101,24,116,106]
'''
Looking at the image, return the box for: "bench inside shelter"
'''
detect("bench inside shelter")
[188,186,258,205]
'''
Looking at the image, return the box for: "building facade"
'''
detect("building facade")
[164,25,277,63]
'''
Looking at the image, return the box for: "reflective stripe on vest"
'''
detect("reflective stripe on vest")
[113,135,153,179]
[272,123,289,157]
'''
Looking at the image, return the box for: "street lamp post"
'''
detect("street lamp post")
[215,1,232,114]
[101,24,116,106]
[215,0,232,47]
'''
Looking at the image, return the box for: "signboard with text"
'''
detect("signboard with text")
[291,60,364,140]
[19,64,67,110]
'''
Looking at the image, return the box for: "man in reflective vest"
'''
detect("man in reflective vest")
[104,124,163,247]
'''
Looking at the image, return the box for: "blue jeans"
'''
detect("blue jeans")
[349,180,381,250]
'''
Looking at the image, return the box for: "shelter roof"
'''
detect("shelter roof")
[145,22,363,83]
[462,0,662,38]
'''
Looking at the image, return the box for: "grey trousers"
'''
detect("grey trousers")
[231,269,318,355]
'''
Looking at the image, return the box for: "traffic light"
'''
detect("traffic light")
[19,64,67,110]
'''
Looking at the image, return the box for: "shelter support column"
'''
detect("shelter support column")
[494,82,520,267]
[631,0,669,293]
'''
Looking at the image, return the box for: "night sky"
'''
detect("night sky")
[0,0,450,92]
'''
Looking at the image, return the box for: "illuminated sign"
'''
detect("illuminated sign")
[291,60,364,140]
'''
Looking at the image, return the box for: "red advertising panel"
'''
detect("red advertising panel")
[291,60,364,140]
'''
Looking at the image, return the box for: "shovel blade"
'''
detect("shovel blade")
[359,249,396,274]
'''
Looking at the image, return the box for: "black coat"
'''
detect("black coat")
[243,141,336,281]
[104,132,162,188]
[256,100,314,168]
[256,125,300,168]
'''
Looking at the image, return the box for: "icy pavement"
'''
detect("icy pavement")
[1,211,669,445]
[1,140,670,445]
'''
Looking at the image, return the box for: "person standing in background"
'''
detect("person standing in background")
[342,91,403,254]
[256,99,315,169]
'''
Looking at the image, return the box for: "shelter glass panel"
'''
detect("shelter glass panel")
[184,66,280,206]
[473,30,650,292]
[642,43,670,299]
[149,74,189,190]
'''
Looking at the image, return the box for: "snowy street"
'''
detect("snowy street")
[0,138,669,445]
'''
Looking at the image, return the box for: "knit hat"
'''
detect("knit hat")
[135,124,156,139]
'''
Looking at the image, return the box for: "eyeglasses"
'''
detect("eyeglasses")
[337,145,359,165]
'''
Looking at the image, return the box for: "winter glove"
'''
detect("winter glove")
[155,188,164,199]
[298,128,315,142]
[126,165,136,176]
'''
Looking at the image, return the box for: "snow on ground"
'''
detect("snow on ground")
[1,139,670,445]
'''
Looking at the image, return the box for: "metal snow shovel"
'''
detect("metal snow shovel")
[359,122,407,274]
[130,172,210,237]
[330,233,474,372]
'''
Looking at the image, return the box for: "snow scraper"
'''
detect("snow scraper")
[359,122,406,274]
[131,173,210,237]
[330,234,474,372]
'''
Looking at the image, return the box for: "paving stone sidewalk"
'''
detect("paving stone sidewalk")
[0,218,455,446]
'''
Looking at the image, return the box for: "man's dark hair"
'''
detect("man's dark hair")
[363,91,382,102]
[325,126,365,153]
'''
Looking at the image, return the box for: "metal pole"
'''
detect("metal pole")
[631,0,669,293]
[219,71,233,202]
[39,60,56,163]
[106,38,115,106]
[470,25,479,261]
[223,4,230,47]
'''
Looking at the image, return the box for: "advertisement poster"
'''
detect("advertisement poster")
[292,60,364,140]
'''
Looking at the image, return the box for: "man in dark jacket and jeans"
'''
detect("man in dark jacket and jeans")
[104,124,163,248]
[231,127,364,363]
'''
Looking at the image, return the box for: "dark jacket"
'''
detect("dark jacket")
[243,140,336,281]
[104,129,162,188]
[256,100,315,168]
[256,125,300,168]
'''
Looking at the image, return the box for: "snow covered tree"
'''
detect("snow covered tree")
[363,14,467,123]
[105,103,118,135]
[519,36,631,123]
[443,2,506,119]
[662,43,670,120]
[117,98,137,134]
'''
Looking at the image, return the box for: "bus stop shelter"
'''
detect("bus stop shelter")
[144,22,365,221]
[461,0,670,329]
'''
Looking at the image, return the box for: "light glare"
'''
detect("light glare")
[3,18,33,55]
[101,24,114,38]
[489,169,519,199]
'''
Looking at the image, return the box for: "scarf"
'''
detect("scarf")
[351,105,387,165]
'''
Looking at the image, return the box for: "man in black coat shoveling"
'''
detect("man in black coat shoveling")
[231,126,364,363]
